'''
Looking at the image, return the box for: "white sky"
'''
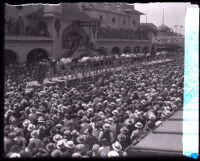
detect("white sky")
[134,2,198,29]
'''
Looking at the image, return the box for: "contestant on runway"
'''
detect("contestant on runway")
[48,58,57,81]
[37,60,48,84]
[57,58,66,80]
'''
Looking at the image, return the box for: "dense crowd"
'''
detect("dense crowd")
[4,52,184,158]
[97,27,137,40]
[5,53,152,83]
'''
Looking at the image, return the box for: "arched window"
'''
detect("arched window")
[134,46,140,53]
[4,49,18,66]
[111,47,121,55]
[99,15,103,21]
[132,20,136,26]
[123,46,131,54]
[112,17,116,23]
[123,19,126,25]
[37,21,49,36]
[143,46,149,53]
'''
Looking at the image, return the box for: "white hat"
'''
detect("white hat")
[112,141,122,152]
[64,141,75,149]
[155,120,162,126]
[134,122,143,129]
[9,153,21,158]
[53,134,63,142]
[108,150,119,157]
[56,139,67,149]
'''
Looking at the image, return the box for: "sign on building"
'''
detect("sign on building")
[78,20,100,27]
[152,36,184,44]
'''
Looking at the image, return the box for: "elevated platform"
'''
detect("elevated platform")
[26,59,174,88]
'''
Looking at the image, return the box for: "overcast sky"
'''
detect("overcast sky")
[134,2,198,32]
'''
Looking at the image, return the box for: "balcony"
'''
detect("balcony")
[5,17,51,40]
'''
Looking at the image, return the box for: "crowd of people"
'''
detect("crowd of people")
[5,53,153,84]
[97,27,136,40]
[4,50,184,158]
[5,16,49,37]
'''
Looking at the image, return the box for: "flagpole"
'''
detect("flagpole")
[162,8,164,26]
[146,8,148,23]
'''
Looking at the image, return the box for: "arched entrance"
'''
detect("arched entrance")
[123,46,131,54]
[134,46,141,53]
[27,48,48,63]
[96,47,109,56]
[62,23,89,51]
[4,49,18,66]
[111,47,121,55]
[143,46,149,53]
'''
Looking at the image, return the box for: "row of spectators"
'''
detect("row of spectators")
[4,52,184,158]
[97,27,136,39]
[5,16,50,37]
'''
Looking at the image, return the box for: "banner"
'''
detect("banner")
[152,36,184,44]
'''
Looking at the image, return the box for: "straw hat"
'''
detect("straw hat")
[9,153,21,158]
[103,123,111,130]
[92,144,100,152]
[108,150,119,157]
[112,141,122,152]
[37,116,45,123]
[148,114,156,120]
[76,135,86,144]
[51,149,62,157]
[87,108,94,114]
[134,122,143,129]
[27,124,35,131]
[98,111,105,117]
[112,110,119,116]
[106,117,114,124]
[56,139,67,149]
[72,152,82,158]
[76,144,85,152]
[141,100,146,105]
[64,141,75,149]
[22,119,31,127]
[53,134,63,142]
[155,120,162,126]
[125,118,134,125]
[30,130,39,138]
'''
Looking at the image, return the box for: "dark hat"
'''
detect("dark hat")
[120,126,129,134]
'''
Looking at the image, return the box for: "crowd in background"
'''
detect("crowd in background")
[5,53,153,83]
[5,16,49,37]
[4,51,184,158]
[97,27,136,40]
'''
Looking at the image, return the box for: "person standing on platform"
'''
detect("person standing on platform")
[48,58,57,81]
[37,61,46,84]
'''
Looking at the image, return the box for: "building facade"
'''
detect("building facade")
[4,3,157,65]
